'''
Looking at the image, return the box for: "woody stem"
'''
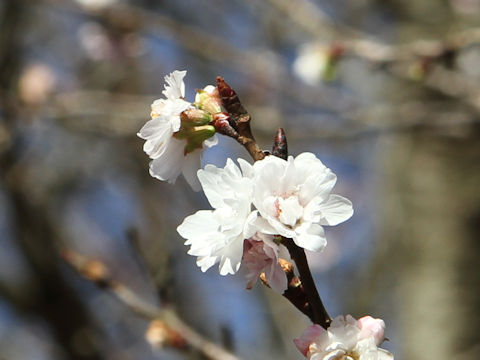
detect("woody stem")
[282,238,331,329]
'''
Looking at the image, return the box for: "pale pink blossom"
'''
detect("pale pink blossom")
[294,315,393,360]
[242,233,291,294]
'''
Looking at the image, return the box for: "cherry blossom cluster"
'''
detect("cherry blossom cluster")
[295,315,393,360]
[177,153,354,293]
[138,70,394,359]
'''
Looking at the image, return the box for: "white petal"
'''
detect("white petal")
[143,126,174,159]
[323,349,347,360]
[137,117,167,139]
[149,138,185,183]
[278,196,303,227]
[198,164,231,209]
[218,235,244,275]
[319,194,354,226]
[162,70,186,99]
[293,223,326,252]
[166,98,191,114]
[243,211,260,239]
[182,149,202,191]
[198,159,253,209]
[177,210,219,240]
[377,349,394,360]
[270,221,298,239]
[249,214,277,235]
[196,256,217,272]
[238,158,254,178]
[301,169,337,203]
[203,134,218,148]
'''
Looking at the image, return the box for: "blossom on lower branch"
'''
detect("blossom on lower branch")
[137,70,218,191]
[294,315,394,360]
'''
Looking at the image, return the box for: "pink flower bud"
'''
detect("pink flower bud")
[358,316,386,346]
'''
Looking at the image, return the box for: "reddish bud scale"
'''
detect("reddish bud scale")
[216,76,247,117]
[212,112,239,139]
[272,128,288,160]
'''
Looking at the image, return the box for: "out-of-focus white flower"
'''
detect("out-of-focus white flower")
[293,42,344,85]
[252,153,353,252]
[243,232,291,294]
[177,159,257,275]
[138,70,218,191]
[18,63,56,106]
[74,0,117,11]
[293,43,330,85]
[294,315,393,359]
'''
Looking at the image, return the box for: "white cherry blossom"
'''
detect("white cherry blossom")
[294,315,393,360]
[137,70,218,191]
[252,153,353,252]
[177,158,257,275]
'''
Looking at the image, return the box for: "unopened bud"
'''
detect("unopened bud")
[179,125,216,154]
[212,112,230,127]
[212,112,238,139]
[195,85,222,114]
[180,108,212,126]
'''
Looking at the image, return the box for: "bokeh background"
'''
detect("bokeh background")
[1,0,480,359]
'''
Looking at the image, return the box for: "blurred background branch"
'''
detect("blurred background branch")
[63,249,242,360]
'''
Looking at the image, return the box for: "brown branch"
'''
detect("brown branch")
[214,78,331,327]
[259,259,313,319]
[216,77,266,161]
[281,238,331,329]
[62,249,242,360]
